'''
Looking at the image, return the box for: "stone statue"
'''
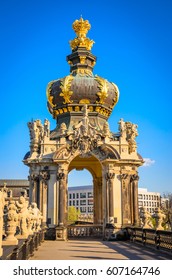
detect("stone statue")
[140,207,152,228]
[31,202,43,232]
[103,122,110,137]
[118,118,126,138]
[44,119,50,138]
[125,121,138,153]
[16,196,29,238]
[3,199,18,245]
[153,207,166,230]
[60,122,67,135]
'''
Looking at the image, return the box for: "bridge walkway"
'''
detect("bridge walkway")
[29,239,172,260]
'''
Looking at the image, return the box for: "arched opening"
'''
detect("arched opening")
[68,168,93,224]
[68,155,103,226]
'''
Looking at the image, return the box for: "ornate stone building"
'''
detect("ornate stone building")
[23,17,143,239]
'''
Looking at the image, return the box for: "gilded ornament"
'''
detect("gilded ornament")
[75,106,80,112]
[69,17,95,51]
[46,81,56,108]
[95,75,109,104]
[88,106,93,112]
[59,75,74,104]
[79,56,86,64]
[79,99,90,104]
[110,82,119,108]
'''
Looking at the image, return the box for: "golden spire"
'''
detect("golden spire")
[69,17,95,51]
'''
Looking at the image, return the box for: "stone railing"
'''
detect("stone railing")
[0,188,44,260]
[67,225,103,238]
[126,227,172,254]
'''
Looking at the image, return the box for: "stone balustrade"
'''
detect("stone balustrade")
[0,188,44,259]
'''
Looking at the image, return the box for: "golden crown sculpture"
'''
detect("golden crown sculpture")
[69,17,95,51]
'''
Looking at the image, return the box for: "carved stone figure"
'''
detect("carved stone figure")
[44,119,50,138]
[60,122,67,135]
[31,202,43,232]
[125,121,138,153]
[140,207,152,228]
[16,196,29,238]
[153,207,166,230]
[118,118,126,138]
[3,200,18,245]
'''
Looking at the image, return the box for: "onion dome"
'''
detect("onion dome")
[46,17,119,122]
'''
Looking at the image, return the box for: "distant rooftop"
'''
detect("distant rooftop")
[68,185,93,191]
[0,179,29,187]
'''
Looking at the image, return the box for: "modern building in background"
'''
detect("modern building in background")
[138,188,160,214]
[68,185,167,216]
[68,186,93,215]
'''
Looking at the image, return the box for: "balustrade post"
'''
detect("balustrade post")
[0,190,6,257]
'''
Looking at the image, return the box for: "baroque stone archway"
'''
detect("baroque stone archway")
[23,17,143,240]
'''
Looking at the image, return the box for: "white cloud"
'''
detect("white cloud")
[143,158,155,167]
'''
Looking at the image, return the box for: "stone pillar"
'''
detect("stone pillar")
[97,177,103,224]
[39,170,50,226]
[121,173,131,226]
[57,172,67,226]
[47,169,58,227]
[106,172,115,224]
[113,174,122,228]
[29,173,39,204]
[131,174,139,226]
[93,177,98,224]
[56,170,67,241]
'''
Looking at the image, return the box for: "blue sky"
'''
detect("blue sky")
[0,0,171,195]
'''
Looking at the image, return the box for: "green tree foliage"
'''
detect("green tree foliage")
[68,206,80,223]
[162,192,172,230]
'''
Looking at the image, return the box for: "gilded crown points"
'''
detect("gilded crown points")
[72,17,91,38]
[70,17,95,51]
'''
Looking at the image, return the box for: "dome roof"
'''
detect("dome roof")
[47,17,119,120]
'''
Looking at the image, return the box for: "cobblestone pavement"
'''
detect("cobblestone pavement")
[29,240,172,260]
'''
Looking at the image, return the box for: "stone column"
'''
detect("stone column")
[57,172,67,226]
[39,170,50,226]
[97,177,103,224]
[106,172,115,224]
[93,177,98,224]
[29,173,39,204]
[47,169,58,226]
[131,174,139,226]
[120,173,131,226]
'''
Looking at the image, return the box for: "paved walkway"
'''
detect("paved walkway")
[29,240,172,260]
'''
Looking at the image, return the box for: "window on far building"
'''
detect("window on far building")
[80,200,86,205]
[80,192,86,198]
[73,193,75,199]
[76,193,79,199]
[88,192,93,198]
[88,199,93,205]
[69,194,72,199]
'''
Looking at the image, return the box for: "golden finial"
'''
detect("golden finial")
[72,16,91,38]
[69,17,94,51]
